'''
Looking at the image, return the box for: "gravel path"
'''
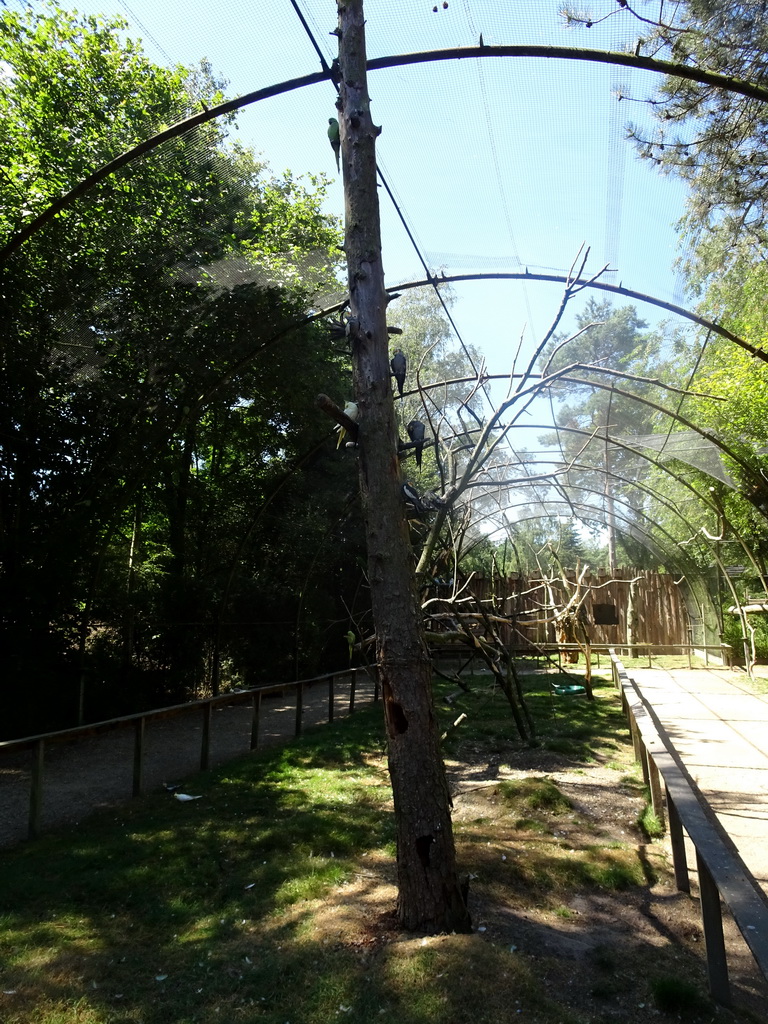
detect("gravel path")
[0,674,379,849]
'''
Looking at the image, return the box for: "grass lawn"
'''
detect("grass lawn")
[0,669,760,1023]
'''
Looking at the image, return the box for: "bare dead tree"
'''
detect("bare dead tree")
[331,0,471,934]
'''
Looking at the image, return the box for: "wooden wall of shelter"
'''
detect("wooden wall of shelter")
[449,569,690,649]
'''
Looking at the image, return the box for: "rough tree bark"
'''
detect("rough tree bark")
[335,0,471,933]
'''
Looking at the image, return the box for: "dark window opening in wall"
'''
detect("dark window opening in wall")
[593,603,619,625]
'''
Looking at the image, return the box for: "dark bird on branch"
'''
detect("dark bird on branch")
[407,419,426,467]
[402,482,429,516]
[390,348,406,396]
[421,489,449,510]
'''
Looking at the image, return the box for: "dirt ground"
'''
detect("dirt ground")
[304,745,768,1023]
[451,753,768,1021]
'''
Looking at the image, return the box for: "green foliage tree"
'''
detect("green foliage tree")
[600,0,768,276]
[0,3,352,734]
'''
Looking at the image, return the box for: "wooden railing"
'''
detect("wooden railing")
[432,642,731,672]
[610,652,768,1006]
[1,666,379,842]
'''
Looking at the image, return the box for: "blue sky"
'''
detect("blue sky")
[19,0,702,495]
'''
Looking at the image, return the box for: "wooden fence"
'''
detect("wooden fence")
[448,570,692,648]
[0,667,378,844]
[611,652,768,1006]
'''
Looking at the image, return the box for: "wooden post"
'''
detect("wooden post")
[696,849,731,1006]
[28,738,45,839]
[328,674,335,723]
[201,702,212,770]
[639,738,650,786]
[666,786,690,893]
[629,711,644,764]
[250,691,261,749]
[348,670,356,715]
[647,754,665,830]
[133,716,145,796]
[295,682,303,737]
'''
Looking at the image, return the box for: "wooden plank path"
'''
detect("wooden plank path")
[630,667,768,895]
[615,661,768,1005]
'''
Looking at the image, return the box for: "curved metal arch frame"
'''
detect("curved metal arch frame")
[479,453,712,553]
[462,419,768,592]
[189,278,765,442]
[490,471,709,570]
[463,428,716,569]
[0,43,766,362]
[387,274,765,361]
[444,397,768,580]
[2,36,762,595]
[522,422,724,519]
[500,494,686,568]
[404,367,761,490]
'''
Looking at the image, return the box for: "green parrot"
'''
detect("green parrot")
[328,117,340,172]
[345,630,356,664]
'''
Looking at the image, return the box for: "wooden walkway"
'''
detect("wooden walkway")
[629,667,768,896]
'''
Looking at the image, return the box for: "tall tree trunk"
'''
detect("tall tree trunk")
[336,0,471,933]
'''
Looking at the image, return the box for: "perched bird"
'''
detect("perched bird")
[406,419,426,467]
[335,400,359,448]
[402,482,429,516]
[421,489,448,510]
[390,348,406,396]
[327,117,340,172]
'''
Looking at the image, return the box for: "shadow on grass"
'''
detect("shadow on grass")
[0,707,409,1023]
[0,678,743,1024]
[439,673,632,767]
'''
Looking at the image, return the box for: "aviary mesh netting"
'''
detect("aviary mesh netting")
[3,0,768,728]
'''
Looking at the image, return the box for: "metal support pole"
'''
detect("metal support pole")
[133,716,145,796]
[28,739,45,839]
[201,703,212,770]
[295,682,303,737]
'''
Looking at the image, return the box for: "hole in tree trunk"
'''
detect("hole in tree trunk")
[382,681,408,734]
[416,834,434,867]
